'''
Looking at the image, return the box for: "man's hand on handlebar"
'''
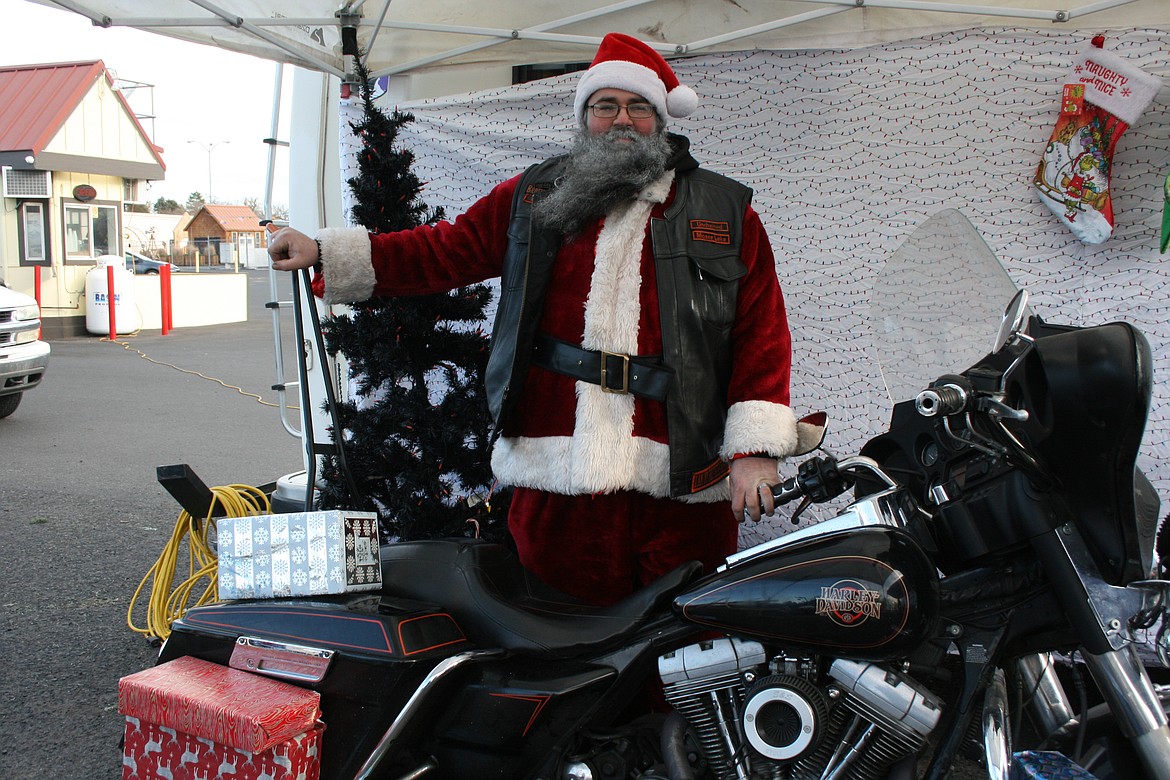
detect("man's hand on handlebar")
[731,456,780,523]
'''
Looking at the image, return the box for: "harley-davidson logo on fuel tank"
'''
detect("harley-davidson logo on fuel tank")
[816,580,882,627]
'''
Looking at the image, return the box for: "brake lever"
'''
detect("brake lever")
[789,495,813,525]
[977,397,1029,422]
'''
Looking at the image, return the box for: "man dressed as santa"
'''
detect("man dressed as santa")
[269,32,817,605]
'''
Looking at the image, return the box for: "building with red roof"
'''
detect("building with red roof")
[185,204,267,267]
[0,60,166,336]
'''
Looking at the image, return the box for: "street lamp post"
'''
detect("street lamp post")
[187,140,229,201]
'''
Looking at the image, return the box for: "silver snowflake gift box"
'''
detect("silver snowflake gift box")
[216,510,382,600]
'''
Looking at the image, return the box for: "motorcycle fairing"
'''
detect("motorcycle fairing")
[860,320,1156,585]
[1021,320,1155,584]
[674,527,939,660]
[378,538,703,658]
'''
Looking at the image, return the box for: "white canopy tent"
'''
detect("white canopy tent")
[27,2,1170,543]
[28,1,1170,80]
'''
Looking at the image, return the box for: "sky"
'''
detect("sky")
[1,0,292,208]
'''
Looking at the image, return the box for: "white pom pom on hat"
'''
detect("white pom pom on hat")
[574,33,698,125]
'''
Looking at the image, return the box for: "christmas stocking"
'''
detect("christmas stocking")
[1033,39,1161,244]
[1161,169,1170,253]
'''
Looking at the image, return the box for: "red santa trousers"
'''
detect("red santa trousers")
[507,487,739,607]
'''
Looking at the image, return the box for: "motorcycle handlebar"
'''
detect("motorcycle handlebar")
[770,455,859,506]
[916,377,1029,424]
[915,383,969,417]
[769,455,898,508]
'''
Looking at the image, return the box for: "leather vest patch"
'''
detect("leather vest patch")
[690,219,731,245]
[522,183,550,204]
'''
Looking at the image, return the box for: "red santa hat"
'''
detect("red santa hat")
[574,33,698,125]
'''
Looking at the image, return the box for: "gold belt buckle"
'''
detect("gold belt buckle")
[600,351,630,394]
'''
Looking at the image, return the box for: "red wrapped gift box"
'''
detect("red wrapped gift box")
[121,717,323,780]
[118,656,323,780]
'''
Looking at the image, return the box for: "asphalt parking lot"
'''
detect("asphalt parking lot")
[0,269,304,779]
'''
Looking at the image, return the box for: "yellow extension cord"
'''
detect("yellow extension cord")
[127,484,271,641]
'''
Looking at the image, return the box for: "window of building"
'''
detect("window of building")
[512,61,589,85]
[18,201,50,266]
[123,178,149,210]
[64,202,119,264]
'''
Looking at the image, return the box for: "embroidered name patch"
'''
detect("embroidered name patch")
[690,219,731,245]
[522,184,551,204]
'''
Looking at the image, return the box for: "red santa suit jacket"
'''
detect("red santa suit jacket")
[313,166,806,503]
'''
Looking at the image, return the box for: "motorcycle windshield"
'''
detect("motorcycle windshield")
[871,209,1023,404]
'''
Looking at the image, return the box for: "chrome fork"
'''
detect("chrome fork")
[1016,653,1074,738]
[1029,526,1170,778]
[1082,645,1170,775]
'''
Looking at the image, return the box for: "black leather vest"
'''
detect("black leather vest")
[485,155,751,497]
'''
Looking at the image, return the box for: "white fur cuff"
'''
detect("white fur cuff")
[719,401,800,461]
[316,227,376,304]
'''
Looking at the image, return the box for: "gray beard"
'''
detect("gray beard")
[532,126,673,238]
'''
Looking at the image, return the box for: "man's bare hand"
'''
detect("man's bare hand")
[266,223,320,271]
[730,456,779,523]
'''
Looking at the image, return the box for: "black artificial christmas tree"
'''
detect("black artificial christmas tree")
[316,59,509,542]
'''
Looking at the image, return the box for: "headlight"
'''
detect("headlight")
[14,329,39,344]
[14,304,40,321]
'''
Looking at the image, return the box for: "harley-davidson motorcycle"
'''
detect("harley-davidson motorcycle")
[157,210,1170,779]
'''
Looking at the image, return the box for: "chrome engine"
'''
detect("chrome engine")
[658,638,943,780]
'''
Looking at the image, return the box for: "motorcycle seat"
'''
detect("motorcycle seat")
[380,539,702,658]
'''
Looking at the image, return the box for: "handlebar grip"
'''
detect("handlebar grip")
[771,476,804,505]
[916,383,968,417]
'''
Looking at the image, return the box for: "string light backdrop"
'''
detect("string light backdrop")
[367,26,1170,546]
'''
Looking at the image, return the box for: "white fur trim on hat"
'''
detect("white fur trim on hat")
[574,32,699,126]
[575,60,668,124]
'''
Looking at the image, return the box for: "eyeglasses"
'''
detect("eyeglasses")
[587,102,656,120]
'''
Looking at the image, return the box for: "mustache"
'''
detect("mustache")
[601,126,641,142]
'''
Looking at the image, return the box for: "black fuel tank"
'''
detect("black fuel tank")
[675,527,938,660]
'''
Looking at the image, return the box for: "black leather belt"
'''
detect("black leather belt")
[532,333,673,401]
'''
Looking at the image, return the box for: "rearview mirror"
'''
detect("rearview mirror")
[993,289,1030,354]
[794,411,828,456]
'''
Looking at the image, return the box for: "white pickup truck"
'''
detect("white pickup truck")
[0,281,50,418]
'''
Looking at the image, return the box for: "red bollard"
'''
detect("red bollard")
[106,263,118,340]
[34,266,42,340]
[160,264,172,335]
